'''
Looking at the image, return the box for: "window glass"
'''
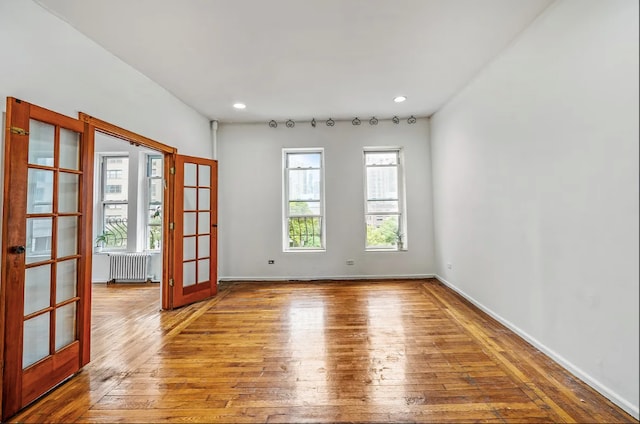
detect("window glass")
[284,150,324,250]
[100,156,129,250]
[364,149,406,250]
[146,155,163,250]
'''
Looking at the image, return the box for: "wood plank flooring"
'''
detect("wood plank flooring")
[9,279,637,423]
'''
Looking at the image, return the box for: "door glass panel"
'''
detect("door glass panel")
[198,188,210,210]
[184,188,197,210]
[199,165,211,187]
[58,172,79,213]
[59,129,80,170]
[28,120,54,166]
[24,265,51,315]
[56,259,77,303]
[26,217,52,264]
[23,313,50,368]
[183,237,196,261]
[184,212,196,236]
[198,259,210,283]
[198,235,210,258]
[55,302,76,351]
[57,216,77,258]
[184,163,197,186]
[183,262,196,287]
[197,212,210,234]
[27,169,54,214]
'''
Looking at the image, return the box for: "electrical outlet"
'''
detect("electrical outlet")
[346,259,355,265]
[447,263,452,270]
[268,260,275,264]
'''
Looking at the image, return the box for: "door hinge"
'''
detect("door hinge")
[10,126,29,136]
[170,167,175,175]
[169,222,175,230]
[169,278,174,287]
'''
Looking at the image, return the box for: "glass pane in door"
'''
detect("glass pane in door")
[197,259,210,283]
[56,259,77,303]
[199,165,211,186]
[58,172,79,213]
[28,120,54,166]
[198,235,210,258]
[184,212,196,236]
[198,188,210,210]
[23,313,50,368]
[26,218,52,264]
[24,265,51,315]
[57,216,78,258]
[183,262,196,287]
[183,237,196,261]
[184,163,197,186]
[27,169,53,214]
[197,212,210,233]
[184,188,197,210]
[59,129,80,170]
[55,303,76,351]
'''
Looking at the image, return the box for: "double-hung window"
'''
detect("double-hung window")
[146,155,163,250]
[283,149,325,251]
[100,155,129,249]
[364,148,406,250]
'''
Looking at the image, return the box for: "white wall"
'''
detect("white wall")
[0,0,211,156]
[217,119,435,280]
[431,0,639,417]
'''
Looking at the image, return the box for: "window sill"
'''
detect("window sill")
[366,248,408,252]
[284,249,326,253]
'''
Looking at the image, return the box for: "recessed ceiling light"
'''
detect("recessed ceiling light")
[233,103,246,109]
[394,96,407,103]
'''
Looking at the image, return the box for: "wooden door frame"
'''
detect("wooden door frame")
[78,113,177,310]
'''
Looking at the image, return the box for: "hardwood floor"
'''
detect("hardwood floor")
[9,279,637,423]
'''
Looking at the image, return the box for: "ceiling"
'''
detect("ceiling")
[35,0,553,123]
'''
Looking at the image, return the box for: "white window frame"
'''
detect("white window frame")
[363,147,407,251]
[282,148,326,252]
[100,154,129,251]
[145,154,163,251]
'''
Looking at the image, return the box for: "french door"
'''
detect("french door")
[1,98,92,419]
[171,155,217,308]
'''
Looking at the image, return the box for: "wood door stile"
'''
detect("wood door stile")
[78,122,94,367]
[2,97,31,418]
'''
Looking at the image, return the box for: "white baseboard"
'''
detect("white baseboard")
[434,274,639,420]
[218,273,434,282]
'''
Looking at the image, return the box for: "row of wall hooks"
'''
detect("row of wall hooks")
[268,115,417,128]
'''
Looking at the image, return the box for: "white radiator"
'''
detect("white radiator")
[108,253,151,284]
